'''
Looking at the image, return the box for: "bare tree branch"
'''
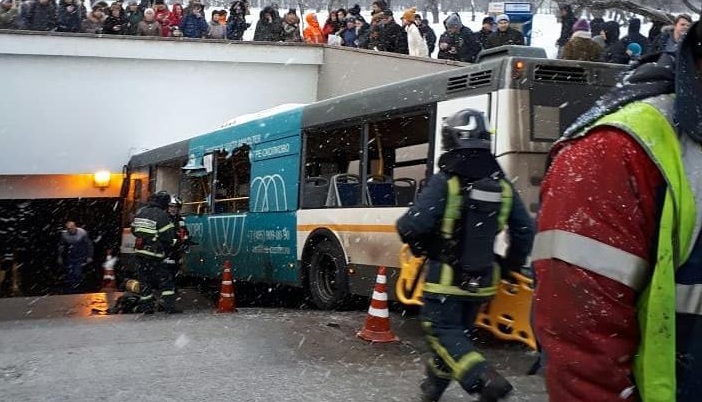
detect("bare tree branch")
[681,0,701,15]
[568,0,676,23]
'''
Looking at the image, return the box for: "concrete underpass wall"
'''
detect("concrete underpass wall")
[0,31,322,176]
[0,31,466,197]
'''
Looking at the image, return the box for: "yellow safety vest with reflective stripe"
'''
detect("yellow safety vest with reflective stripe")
[422,176,513,297]
[534,96,696,402]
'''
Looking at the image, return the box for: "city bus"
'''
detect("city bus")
[120,46,628,309]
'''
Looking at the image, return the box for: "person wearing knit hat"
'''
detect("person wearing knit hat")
[571,18,589,34]
[400,6,427,57]
[402,6,416,22]
[562,18,602,61]
[438,13,481,62]
[484,12,524,49]
[495,14,509,23]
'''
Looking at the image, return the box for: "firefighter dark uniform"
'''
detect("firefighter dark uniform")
[131,191,178,314]
[165,195,189,278]
[396,109,534,402]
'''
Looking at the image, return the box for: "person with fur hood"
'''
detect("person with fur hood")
[253,5,282,41]
[56,0,83,32]
[81,3,106,33]
[650,14,692,54]
[562,19,601,62]
[401,7,428,57]
[281,8,301,42]
[226,0,249,40]
[303,12,324,43]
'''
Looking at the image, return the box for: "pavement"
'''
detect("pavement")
[0,289,548,402]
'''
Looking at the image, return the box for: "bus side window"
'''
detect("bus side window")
[303,126,363,208]
[213,146,250,214]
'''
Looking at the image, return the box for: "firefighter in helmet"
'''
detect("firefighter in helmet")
[130,191,179,314]
[165,195,189,277]
[396,109,534,402]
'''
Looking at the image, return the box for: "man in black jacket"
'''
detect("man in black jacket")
[437,13,480,63]
[415,14,436,56]
[379,10,408,54]
[484,14,524,49]
[131,191,178,314]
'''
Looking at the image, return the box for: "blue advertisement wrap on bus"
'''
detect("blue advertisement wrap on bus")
[182,107,303,282]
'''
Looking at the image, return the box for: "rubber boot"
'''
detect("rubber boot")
[420,365,452,402]
[476,367,513,402]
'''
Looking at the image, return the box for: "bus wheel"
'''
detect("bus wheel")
[308,239,349,310]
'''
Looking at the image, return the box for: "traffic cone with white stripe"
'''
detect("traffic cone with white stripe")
[217,260,237,313]
[357,266,399,343]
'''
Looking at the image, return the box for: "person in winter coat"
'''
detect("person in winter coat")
[136,7,159,36]
[226,0,248,40]
[302,12,324,44]
[166,2,182,35]
[81,5,106,33]
[25,0,56,31]
[352,15,370,48]
[131,191,179,314]
[378,10,408,54]
[56,0,81,32]
[533,20,702,402]
[556,3,576,58]
[151,0,168,36]
[338,15,357,47]
[401,7,428,57]
[124,0,142,35]
[253,5,282,41]
[485,14,524,49]
[321,9,339,42]
[207,9,226,39]
[590,17,606,48]
[370,0,385,17]
[437,13,480,62]
[621,18,650,56]
[600,20,628,64]
[58,221,94,294]
[415,15,436,56]
[280,8,301,42]
[179,3,207,38]
[103,3,126,34]
[397,109,534,402]
[562,18,601,62]
[474,16,494,50]
[0,0,20,29]
[650,14,692,54]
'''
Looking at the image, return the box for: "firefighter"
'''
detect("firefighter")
[130,190,179,314]
[165,194,189,278]
[533,22,702,402]
[396,109,534,402]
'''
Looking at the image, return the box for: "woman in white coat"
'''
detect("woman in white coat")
[402,7,428,57]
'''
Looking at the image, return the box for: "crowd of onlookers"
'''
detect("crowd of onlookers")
[554,4,694,65]
[0,0,696,63]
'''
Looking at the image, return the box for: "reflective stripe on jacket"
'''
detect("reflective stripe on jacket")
[422,176,513,297]
[533,94,698,402]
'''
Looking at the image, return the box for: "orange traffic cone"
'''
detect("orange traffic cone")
[217,260,237,313]
[101,252,117,291]
[357,266,399,343]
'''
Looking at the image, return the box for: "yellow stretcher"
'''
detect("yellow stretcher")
[396,245,537,350]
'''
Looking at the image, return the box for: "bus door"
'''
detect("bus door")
[248,135,301,284]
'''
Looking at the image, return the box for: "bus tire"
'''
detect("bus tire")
[308,239,349,310]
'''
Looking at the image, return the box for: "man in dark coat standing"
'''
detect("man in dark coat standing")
[484,14,524,49]
[437,13,480,63]
[378,10,408,54]
[556,3,576,58]
[58,221,94,294]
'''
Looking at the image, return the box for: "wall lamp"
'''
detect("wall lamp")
[93,170,111,189]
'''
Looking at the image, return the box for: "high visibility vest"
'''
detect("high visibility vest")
[422,175,513,297]
[533,94,698,402]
